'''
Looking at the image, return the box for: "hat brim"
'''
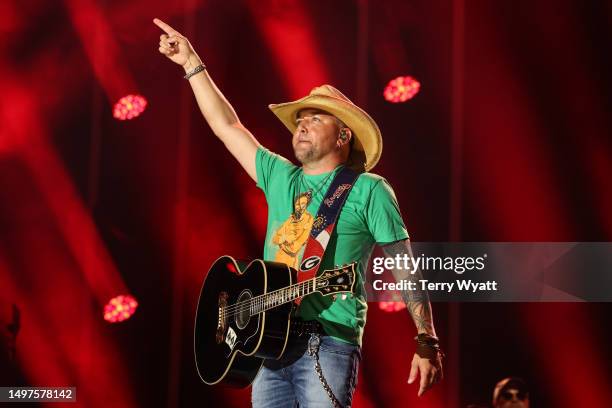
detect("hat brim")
[269,94,382,172]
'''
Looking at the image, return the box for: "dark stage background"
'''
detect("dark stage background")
[1,0,611,407]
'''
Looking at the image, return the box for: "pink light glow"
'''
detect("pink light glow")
[104,295,138,323]
[378,301,406,312]
[112,94,147,120]
[383,76,421,103]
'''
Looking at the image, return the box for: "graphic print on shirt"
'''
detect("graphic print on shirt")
[272,192,314,269]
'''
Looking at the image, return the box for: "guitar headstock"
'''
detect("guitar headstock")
[315,263,356,296]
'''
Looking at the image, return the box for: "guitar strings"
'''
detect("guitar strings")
[223,279,346,327]
[222,280,312,316]
[221,270,352,318]
[221,277,318,317]
[222,275,319,314]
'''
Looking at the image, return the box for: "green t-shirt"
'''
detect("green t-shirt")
[255,147,409,345]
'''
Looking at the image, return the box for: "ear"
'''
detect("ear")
[337,128,352,148]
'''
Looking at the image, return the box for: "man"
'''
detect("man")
[492,377,530,408]
[154,18,443,407]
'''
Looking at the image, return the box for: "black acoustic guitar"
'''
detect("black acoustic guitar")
[194,255,356,387]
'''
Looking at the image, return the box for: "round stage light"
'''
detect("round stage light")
[103,295,138,323]
[383,76,421,103]
[113,94,147,120]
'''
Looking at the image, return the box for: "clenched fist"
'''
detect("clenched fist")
[153,18,202,72]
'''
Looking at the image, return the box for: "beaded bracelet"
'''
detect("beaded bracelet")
[184,64,206,79]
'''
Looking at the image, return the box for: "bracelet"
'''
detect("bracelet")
[414,333,444,360]
[414,333,439,346]
[184,64,206,79]
[416,343,444,360]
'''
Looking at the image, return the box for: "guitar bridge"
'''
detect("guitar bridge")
[216,291,228,344]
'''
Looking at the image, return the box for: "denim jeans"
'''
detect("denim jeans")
[252,334,361,407]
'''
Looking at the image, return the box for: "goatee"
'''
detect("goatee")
[294,146,316,164]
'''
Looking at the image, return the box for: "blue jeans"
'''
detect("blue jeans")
[252,334,361,407]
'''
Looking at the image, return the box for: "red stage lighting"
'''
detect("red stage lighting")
[103,295,138,323]
[112,94,147,120]
[378,301,406,312]
[383,76,421,103]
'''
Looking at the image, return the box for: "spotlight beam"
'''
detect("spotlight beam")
[245,0,330,99]
[64,0,138,102]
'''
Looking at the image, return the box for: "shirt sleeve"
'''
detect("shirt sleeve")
[255,146,297,197]
[365,178,410,244]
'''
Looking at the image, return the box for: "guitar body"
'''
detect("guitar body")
[194,256,295,387]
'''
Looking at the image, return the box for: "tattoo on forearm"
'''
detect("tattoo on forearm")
[382,240,436,335]
[406,299,434,334]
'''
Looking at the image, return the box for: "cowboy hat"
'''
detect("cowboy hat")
[269,85,382,172]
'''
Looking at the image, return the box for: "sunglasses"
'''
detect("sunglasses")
[500,390,528,401]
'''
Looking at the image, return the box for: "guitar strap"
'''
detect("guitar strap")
[295,166,360,304]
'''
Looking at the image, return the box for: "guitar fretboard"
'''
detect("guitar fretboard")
[223,277,318,320]
[249,277,317,316]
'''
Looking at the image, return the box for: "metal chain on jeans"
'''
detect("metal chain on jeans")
[307,333,353,408]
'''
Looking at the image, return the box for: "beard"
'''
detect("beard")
[293,143,319,164]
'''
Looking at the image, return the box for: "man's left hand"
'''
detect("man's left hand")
[407,353,443,397]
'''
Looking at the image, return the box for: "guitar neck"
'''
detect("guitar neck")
[222,263,354,320]
[249,277,317,316]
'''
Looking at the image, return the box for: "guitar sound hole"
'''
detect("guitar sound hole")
[235,290,252,329]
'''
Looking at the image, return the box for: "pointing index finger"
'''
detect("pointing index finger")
[153,18,180,36]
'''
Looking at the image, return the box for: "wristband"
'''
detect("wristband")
[414,333,439,347]
[414,333,444,360]
[184,64,206,79]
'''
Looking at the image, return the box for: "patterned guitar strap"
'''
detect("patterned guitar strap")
[296,166,360,408]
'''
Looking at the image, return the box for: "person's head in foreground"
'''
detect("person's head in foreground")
[493,377,530,408]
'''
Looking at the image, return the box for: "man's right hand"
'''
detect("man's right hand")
[154,18,202,72]
[152,17,260,182]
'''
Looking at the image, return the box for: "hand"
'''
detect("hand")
[407,352,443,397]
[153,18,201,71]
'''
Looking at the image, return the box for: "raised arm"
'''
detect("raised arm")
[154,18,260,181]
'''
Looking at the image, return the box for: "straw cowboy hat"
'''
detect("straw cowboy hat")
[269,85,383,172]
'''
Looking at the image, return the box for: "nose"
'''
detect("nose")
[296,117,312,133]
